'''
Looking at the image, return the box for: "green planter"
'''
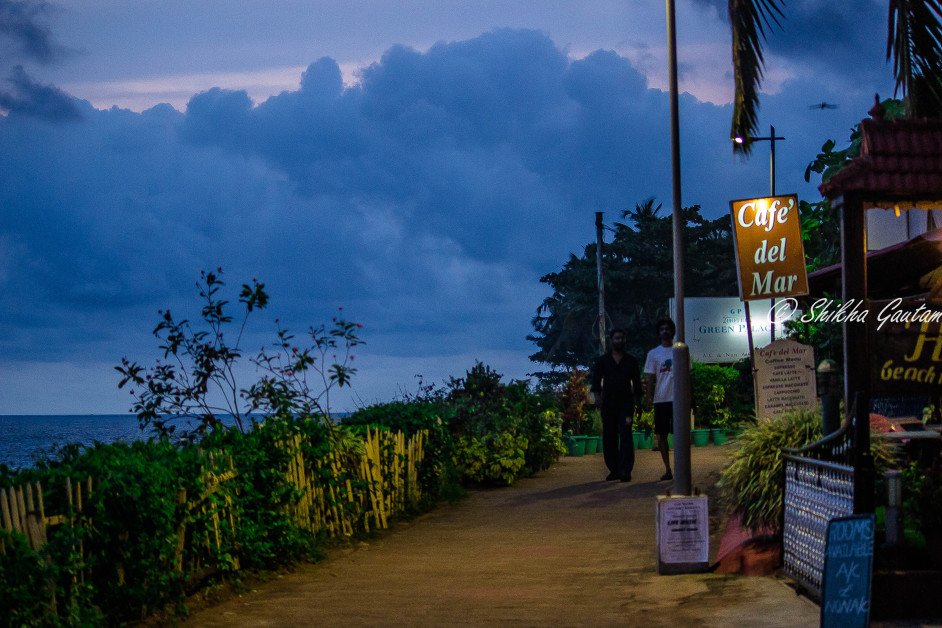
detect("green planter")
[637,430,653,450]
[565,436,586,457]
[711,428,728,446]
[692,429,710,447]
[633,431,643,449]
[647,432,670,450]
[588,436,601,454]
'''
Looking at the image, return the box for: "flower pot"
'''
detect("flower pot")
[711,428,728,446]
[589,436,602,454]
[649,432,671,450]
[692,429,710,447]
[565,436,586,457]
[638,431,653,450]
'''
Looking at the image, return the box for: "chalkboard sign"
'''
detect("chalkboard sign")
[821,514,875,628]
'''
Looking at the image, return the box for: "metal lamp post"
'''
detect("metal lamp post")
[734,126,786,344]
[666,0,691,496]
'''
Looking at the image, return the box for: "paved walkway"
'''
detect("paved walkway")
[187,446,820,627]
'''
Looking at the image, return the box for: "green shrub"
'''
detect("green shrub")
[635,408,654,432]
[691,362,738,429]
[719,409,893,531]
[504,381,565,475]
[583,407,603,437]
[454,432,528,486]
[559,369,589,435]
[346,400,461,505]
[349,364,565,488]
[902,463,942,542]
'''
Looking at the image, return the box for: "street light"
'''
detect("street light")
[733,125,786,196]
[734,125,786,340]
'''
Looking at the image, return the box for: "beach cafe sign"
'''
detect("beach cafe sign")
[871,297,942,394]
[730,195,809,301]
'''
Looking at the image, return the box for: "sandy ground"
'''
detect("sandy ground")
[186,446,820,627]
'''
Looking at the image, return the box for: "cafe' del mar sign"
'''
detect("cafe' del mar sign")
[730,195,809,301]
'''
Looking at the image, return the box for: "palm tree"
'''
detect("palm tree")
[730,0,942,154]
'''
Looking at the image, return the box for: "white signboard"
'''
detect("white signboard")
[656,495,709,573]
[669,297,783,363]
[754,338,817,420]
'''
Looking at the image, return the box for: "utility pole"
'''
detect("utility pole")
[666,0,692,497]
[596,211,607,354]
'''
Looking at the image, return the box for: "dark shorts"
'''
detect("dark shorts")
[654,402,674,435]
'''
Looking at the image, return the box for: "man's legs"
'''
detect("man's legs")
[654,402,673,480]
[601,407,619,479]
[617,408,634,481]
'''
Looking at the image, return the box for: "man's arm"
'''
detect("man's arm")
[630,359,644,414]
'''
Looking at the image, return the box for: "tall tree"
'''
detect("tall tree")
[529,200,736,370]
[730,0,942,152]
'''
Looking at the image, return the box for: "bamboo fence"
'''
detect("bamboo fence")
[0,427,426,602]
[282,427,426,537]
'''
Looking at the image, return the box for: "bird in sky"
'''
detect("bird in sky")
[809,102,839,110]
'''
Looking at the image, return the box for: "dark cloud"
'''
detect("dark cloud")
[0,0,68,64]
[0,65,81,120]
[693,0,890,95]
[0,28,883,410]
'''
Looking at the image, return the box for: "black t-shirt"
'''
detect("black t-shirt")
[590,352,643,410]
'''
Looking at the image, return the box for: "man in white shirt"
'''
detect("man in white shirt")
[644,318,676,481]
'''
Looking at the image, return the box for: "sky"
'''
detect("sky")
[0,0,896,414]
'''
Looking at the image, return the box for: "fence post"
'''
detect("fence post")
[852,391,875,514]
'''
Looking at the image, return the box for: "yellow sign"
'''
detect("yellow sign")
[729,194,809,301]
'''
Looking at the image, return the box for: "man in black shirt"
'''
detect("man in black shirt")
[590,328,643,482]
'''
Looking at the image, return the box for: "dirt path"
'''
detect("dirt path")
[187,446,819,627]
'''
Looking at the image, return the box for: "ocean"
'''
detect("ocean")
[0,414,145,470]
[0,412,353,470]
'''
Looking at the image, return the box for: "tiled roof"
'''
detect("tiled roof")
[819,115,942,200]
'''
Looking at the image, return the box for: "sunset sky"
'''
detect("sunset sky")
[0,0,895,413]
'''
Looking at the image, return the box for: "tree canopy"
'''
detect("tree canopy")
[528,200,737,370]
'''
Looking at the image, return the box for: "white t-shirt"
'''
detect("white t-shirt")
[644,344,674,404]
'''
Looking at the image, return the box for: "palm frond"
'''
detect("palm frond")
[888,0,942,117]
[729,0,785,154]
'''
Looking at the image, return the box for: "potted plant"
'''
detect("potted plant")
[582,406,602,454]
[633,408,655,450]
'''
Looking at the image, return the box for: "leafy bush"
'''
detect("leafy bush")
[719,409,894,531]
[584,407,603,436]
[691,362,738,428]
[902,463,942,542]
[349,364,565,488]
[635,408,654,432]
[116,269,361,439]
[346,400,461,505]
[447,364,564,485]
[454,432,528,485]
[559,369,589,435]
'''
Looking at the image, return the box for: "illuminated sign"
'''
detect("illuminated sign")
[730,194,809,301]
[670,297,783,363]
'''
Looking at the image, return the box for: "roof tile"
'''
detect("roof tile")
[821,118,942,199]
